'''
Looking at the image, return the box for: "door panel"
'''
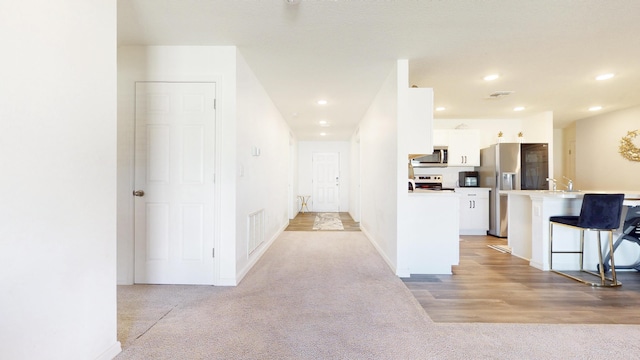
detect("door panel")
[134,82,216,285]
[181,126,205,184]
[147,203,170,261]
[180,204,204,261]
[312,153,340,212]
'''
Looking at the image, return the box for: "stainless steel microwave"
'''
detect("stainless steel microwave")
[410,147,448,167]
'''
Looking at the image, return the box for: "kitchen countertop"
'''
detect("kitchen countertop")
[501,189,640,201]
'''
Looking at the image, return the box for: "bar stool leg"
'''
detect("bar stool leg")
[596,231,605,285]
[579,229,585,271]
[607,230,618,285]
[549,223,552,269]
[549,223,621,287]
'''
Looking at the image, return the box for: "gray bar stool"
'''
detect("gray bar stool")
[549,193,625,287]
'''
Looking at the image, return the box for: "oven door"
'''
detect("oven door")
[414,182,442,190]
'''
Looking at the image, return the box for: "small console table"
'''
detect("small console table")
[298,195,311,213]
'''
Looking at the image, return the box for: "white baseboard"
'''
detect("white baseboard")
[460,229,488,235]
[216,277,239,286]
[510,252,530,262]
[360,226,398,276]
[95,341,122,360]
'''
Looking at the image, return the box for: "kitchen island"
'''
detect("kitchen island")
[397,190,460,276]
[504,190,640,271]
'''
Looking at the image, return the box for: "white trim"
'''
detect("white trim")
[94,342,122,360]
[360,226,400,276]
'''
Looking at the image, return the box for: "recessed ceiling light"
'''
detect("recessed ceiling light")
[317,100,328,105]
[320,132,327,136]
[596,73,615,81]
[589,106,603,111]
[435,107,446,111]
[319,120,330,127]
[514,106,525,112]
[483,74,500,81]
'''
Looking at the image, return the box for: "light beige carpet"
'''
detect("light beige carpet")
[312,212,344,230]
[117,231,640,359]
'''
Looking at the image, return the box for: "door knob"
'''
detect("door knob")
[133,190,145,197]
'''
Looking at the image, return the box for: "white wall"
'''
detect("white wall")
[357,63,399,270]
[0,1,120,359]
[349,130,361,222]
[562,124,577,181]
[576,105,640,191]
[235,51,291,280]
[117,46,238,285]
[553,128,565,181]
[297,141,351,212]
[289,132,299,219]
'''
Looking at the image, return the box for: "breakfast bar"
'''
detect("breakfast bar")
[504,190,640,271]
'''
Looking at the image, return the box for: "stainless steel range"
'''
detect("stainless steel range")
[413,175,454,191]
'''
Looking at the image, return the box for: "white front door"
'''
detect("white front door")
[312,152,340,212]
[134,82,216,285]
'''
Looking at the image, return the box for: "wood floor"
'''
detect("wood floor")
[404,235,640,324]
[285,212,360,231]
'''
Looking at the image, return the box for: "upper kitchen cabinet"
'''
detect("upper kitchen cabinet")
[433,129,448,146]
[405,87,434,155]
[447,129,480,166]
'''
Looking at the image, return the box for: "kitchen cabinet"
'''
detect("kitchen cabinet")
[401,191,460,275]
[405,87,434,155]
[432,129,448,147]
[456,188,489,235]
[447,129,480,166]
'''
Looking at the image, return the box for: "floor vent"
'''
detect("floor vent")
[248,209,265,255]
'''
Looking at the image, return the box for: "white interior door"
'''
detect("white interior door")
[134,82,216,285]
[312,152,340,212]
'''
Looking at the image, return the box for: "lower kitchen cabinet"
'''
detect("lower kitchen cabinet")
[456,188,489,235]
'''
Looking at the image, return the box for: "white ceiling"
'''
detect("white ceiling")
[118,0,640,140]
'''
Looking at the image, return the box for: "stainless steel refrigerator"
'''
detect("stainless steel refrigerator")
[477,143,548,237]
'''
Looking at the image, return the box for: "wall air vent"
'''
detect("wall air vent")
[247,209,265,256]
[486,91,514,99]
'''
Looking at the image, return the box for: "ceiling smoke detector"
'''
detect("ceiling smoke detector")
[486,91,514,99]
[284,0,301,4]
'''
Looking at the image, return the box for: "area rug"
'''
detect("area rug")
[488,244,512,254]
[312,212,344,230]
